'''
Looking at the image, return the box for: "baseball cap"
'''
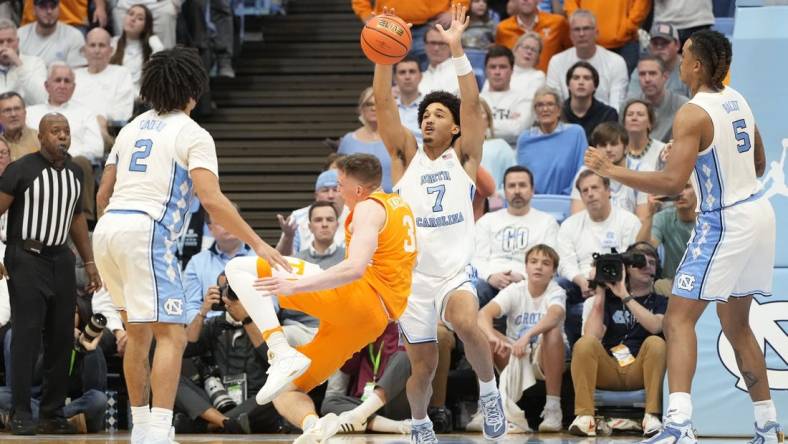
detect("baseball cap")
[650,22,679,42]
[315,169,338,191]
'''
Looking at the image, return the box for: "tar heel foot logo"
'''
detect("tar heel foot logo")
[718,299,788,391]
[761,139,788,200]
[676,273,696,292]
[164,298,184,316]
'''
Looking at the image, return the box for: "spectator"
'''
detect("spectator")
[17,0,85,67]
[0,91,40,160]
[91,287,127,357]
[293,201,346,270]
[622,98,666,171]
[479,98,515,194]
[498,32,545,103]
[275,169,348,255]
[480,45,533,145]
[562,61,618,140]
[72,28,135,125]
[628,55,688,143]
[110,5,164,97]
[0,19,47,106]
[321,323,412,434]
[338,87,393,192]
[21,0,108,30]
[569,242,667,437]
[653,0,714,44]
[636,182,696,283]
[462,0,496,50]
[112,0,179,49]
[393,55,423,142]
[563,0,650,74]
[516,86,587,195]
[477,244,566,433]
[473,166,559,306]
[494,0,570,72]
[557,170,641,344]
[570,122,648,217]
[418,27,458,95]
[626,22,690,99]
[546,9,628,111]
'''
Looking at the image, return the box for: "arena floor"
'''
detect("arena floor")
[0,433,750,443]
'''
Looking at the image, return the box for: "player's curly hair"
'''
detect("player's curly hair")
[417,91,461,127]
[687,30,731,91]
[140,47,208,113]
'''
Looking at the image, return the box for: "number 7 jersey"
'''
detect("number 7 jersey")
[105,110,219,234]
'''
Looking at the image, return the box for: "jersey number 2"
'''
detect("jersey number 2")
[732,119,751,153]
[403,215,416,253]
[129,139,153,172]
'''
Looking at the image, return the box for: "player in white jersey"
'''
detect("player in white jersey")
[92,48,289,444]
[585,31,782,443]
[373,5,507,443]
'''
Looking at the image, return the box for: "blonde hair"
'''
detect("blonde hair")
[514,32,543,58]
[479,98,495,139]
[357,86,374,127]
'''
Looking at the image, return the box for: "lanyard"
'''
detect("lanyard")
[368,340,384,380]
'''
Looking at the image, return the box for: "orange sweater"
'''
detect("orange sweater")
[23,0,88,26]
[495,12,571,73]
[352,0,469,25]
[564,0,651,48]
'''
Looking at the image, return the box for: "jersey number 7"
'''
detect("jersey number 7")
[129,139,154,172]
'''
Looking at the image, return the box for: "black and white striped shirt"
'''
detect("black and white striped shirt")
[0,152,83,247]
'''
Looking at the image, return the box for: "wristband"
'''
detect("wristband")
[622,295,634,304]
[242,316,254,326]
[452,54,473,77]
[84,261,95,266]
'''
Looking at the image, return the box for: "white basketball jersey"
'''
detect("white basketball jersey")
[394,147,476,277]
[105,110,219,234]
[689,87,759,212]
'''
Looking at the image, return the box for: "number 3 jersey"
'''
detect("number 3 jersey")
[345,191,417,319]
[105,110,219,234]
[394,147,476,278]
[688,86,759,212]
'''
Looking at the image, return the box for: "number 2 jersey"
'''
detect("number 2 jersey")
[394,147,476,278]
[344,191,417,319]
[105,110,219,234]
[688,86,760,212]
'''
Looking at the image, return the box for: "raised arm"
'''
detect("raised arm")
[373,62,418,176]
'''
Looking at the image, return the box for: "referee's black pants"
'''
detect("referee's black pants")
[5,244,77,420]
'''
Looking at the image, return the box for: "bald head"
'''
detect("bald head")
[84,27,113,71]
[39,112,68,132]
[38,112,71,164]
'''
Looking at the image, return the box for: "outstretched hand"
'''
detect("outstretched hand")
[584,147,614,177]
[434,3,469,47]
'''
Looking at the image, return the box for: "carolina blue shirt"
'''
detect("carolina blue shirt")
[481,138,517,192]
[516,122,588,195]
[398,94,423,143]
[338,131,393,192]
[182,242,255,322]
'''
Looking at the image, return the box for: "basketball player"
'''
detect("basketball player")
[92,47,289,444]
[372,5,507,442]
[224,153,418,444]
[585,30,783,443]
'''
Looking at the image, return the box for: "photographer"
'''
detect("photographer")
[174,275,279,434]
[567,242,667,437]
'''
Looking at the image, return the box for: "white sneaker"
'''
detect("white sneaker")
[568,415,596,437]
[503,399,531,433]
[130,423,147,444]
[337,411,368,433]
[538,406,562,432]
[750,421,784,444]
[294,413,340,444]
[608,417,642,431]
[643,413,663,437]
[507,421,533,434]
[145,426,179,444]
[465,411,483,432]
[256,347,311,405]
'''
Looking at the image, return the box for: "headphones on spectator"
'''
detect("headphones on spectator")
[626,241,663,280]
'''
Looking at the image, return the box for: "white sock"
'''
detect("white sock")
[544,395,561,411]
[149,407,173,437]
[667,392,693,424]
[753,399,777,428]
[369,415,407,433]
[130,405,150,437]
[266,330,293,355]
[225,257,283,333]
[351,392,385,419]
[478,377,498,397]
[412,416,431,426]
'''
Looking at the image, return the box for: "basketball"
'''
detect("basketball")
[360,15,412,65]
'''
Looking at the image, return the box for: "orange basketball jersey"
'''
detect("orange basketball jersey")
[345,191,417,319]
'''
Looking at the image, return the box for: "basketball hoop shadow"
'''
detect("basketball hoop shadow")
[761,138,788,200]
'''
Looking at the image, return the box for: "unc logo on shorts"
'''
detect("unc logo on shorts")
[676,273,696,292]
[164,298,183,316]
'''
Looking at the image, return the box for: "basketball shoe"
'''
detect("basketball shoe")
[411,420,438,444]
[256,347,311,405]
[750,421,785,444]
[640,419,697,444]
[294,413,340,444]
[479,391,508,440]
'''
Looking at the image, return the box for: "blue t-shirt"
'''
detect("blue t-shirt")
[338,131,393,192]
[515,122,587,195]
[481,138,516,192]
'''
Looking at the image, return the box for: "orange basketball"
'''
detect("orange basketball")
[360,15,412,65]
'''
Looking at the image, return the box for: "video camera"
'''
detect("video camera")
[589,248,647,289]
[211,271,239,311]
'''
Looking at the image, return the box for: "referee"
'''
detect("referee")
[0,113,101,435]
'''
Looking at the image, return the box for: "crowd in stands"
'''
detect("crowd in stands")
[0,0,731,438]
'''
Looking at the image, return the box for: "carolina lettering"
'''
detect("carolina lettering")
[416,212,464,227]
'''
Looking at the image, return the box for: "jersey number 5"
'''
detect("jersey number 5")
[403,215,416,253]
[732,119,751,153]
[129,139,153,172]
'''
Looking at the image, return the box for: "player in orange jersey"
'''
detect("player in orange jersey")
[224,153,417,444]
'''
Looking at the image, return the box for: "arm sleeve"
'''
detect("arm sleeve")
[545,59,564,100]
[471,214,494,281]
[546,284,567,310]
[490,286,515,318]
[180,124,219,176]
[91,287,124,332]
[556,218,581,280]
[18,57,48,106]
[77,112,105,161]
[608,56,630,113]
[544,216,560,250]
[0,160,23,196]
[651,211,666,243]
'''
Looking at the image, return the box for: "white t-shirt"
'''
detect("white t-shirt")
[472,207,559,281]
[72,65,135,122]
[557,206,641,281]
[18,22,86,67]
[492,279,566,341]
[654,0,714,30]
[480,88,534,145]
[419,58,459,96]
[546,45,629,112]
